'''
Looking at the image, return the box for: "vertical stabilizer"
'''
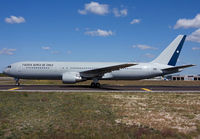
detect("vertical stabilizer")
[151,35,186,66]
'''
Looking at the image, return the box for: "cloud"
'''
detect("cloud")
[85,29,113,37]
[132,44,157,50]
[42,46,51,50]
[187,28,200,43]
[113,8,127,17]
[174,14,200,29]
[145,53,155,58]
[130,19,140,24]
[5,16,25,24]
[75,28,79,31]
[51,51,59,54]
[0,48,16,55]
[67,50,71,55]
[78,1,109,15]
[168,25,172,29]
[192,47,200,50]
[174,14,200,43]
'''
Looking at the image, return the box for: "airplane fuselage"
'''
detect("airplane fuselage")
[4,61,172,81]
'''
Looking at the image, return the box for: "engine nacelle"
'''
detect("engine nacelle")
[62,72,83,84]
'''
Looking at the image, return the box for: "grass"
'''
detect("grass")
[0,73,7,77]
[0,91,200,138]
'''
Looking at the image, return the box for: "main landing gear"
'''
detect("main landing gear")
[15,78,20,86]
[90,82,101,88]
[90,78,101,88]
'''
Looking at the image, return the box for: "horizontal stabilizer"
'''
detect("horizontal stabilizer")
[162,64,195,72]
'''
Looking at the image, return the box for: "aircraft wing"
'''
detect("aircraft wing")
[162,64,195,72]
[80,63,137,78]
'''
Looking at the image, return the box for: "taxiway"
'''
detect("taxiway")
[0,85,200,92]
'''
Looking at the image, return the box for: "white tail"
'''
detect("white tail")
[151,35,186,66]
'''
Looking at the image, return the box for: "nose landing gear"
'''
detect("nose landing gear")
[15,78,20,86]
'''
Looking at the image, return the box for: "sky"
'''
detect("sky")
[0,0,200,75]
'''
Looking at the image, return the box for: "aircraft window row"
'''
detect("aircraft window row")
[67,67,139,70]
[132,68,142,70]
[60,67,141,70]
[70,67,95,69]
[7,65,11,68]
[26,67,50,69]
[121,67,137,70]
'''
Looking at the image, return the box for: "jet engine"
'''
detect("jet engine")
[62,72,83,84]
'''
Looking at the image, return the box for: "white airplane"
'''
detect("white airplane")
[3,35,195,87]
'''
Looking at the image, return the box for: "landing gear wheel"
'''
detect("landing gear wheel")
[91,82,96,88]
[90,82,101,88]
[95,83,101,88]
[15,78,20,86]
[16,82,20,86]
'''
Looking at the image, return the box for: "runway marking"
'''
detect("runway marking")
[8,87,19,91]
[141,88,152,92]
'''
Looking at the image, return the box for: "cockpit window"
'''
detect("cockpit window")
[7,65,11,68]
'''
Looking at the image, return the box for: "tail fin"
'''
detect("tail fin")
[151,35,186,66]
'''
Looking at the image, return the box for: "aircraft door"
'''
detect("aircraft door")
[17,64,22,74]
